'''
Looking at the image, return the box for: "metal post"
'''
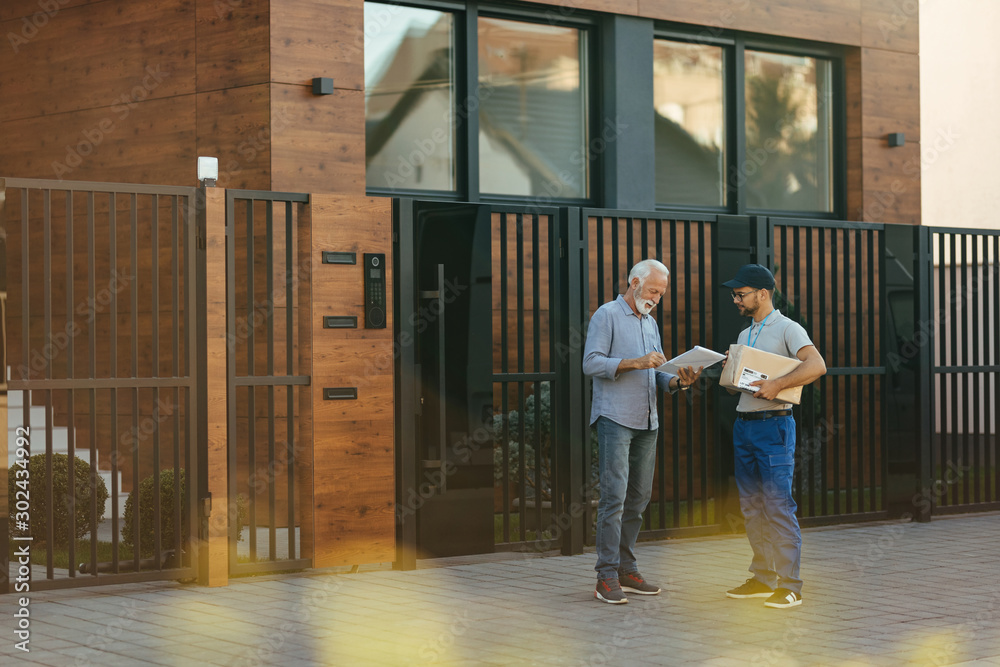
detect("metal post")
[882,223,932,521]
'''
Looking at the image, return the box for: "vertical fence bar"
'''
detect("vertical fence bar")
[867,229,877,511]
[246,200,256,559]
[831,228,840,514]
[66,192,76,576]
[948,233,958,506]
[266,200,276,560]
[110,193,120,572]
[855,229,864,510]
[683,221,694,526]
[286,201,297,558]
[43,189,55,575]
[971,235,981,502]
[87,192,98,575]
[172,196,182,560]
[818,228,828,516]
[698,221,709,524]
[499,213,510,543]
[531,215,542,531]
[654,219,666,527]
[152,195,162,562]
[515,213,528,538]
[669,220,679,527]
[805,227,816,516]
[131,193,142,570]
[843,229,852,514]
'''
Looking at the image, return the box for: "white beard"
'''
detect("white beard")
[635,296,655,315]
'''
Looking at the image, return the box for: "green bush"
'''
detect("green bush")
[122,468,248,557]
[8,453,108,547]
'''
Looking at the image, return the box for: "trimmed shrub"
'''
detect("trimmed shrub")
[8,453,109,547]
[122,468,248,557]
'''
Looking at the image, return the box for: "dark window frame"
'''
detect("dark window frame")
[364,0,600,206]
[653,24,847,220]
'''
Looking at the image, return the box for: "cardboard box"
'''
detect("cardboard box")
[720,344,803,405]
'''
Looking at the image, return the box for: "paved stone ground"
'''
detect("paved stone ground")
[3,513,999,666]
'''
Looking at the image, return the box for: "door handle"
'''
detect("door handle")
[419,263,447,492]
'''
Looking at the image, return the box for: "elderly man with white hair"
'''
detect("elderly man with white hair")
[583,259,703,604]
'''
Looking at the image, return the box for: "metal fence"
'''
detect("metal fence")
[581,210,720,541]
[225,190,311,575]
[2,178,199,590]
[768,218,887,524]
[929,228,1000,513]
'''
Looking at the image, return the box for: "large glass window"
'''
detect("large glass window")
[653,40,726,207]
[744,51,833,212]
[477,18,589,199]
[364,3,456,191]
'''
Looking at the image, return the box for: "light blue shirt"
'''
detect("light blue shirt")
[583,295,679,429]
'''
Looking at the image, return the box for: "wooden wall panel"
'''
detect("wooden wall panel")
[196,0,270,92]
[636,0,861,46]
[202,187,229,586]
[270,84,366,195]
[861,0,919,53]
[307,194,394,569]
[0,0,97,21]
[1,96,197,184]
[857,138,921,225]
[271,0,364,91]
[0,0,195,121]
[860,49,920,142]
[196,85,272,190]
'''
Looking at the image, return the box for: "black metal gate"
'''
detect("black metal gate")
[927,227,1000,514]
[395,199,1000,562]
[2,178,199,591]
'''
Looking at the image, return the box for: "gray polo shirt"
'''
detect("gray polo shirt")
[735,309,814,412]
[583,295,678,429]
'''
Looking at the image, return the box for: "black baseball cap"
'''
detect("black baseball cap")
[723,264,775,290]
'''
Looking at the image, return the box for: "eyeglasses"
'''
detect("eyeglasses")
[731,289,757,302]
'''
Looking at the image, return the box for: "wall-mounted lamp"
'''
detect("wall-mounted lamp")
[198,156,219,186]
[312,77,334,95]
[887,132,905,148]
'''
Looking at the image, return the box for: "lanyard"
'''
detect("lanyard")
[749,311,774,348]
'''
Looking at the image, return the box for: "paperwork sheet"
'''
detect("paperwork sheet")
[655,345,726,375]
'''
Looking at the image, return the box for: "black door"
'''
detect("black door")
[395,201,494,559]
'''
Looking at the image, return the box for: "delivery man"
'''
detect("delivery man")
[721,264,826,609]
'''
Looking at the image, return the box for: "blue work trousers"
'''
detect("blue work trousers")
[733,415,803,594]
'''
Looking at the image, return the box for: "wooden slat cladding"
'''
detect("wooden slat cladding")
[196,85,272,190]
[860,49,920,142]
[858,138,921,225]
[0,0,96,22]
[637,0,861,46]
[271,0,364,91]
[861,0,919,53]
[307,195,394,568]
[2,96,196,184]
[0,0,195,121]
[196,0,270,92]
[270,84,366,195]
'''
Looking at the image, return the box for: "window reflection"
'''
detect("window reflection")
[653,40,726,207]
[743,51,833,212]
[478,18,588,199]
[365,3,455,191]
